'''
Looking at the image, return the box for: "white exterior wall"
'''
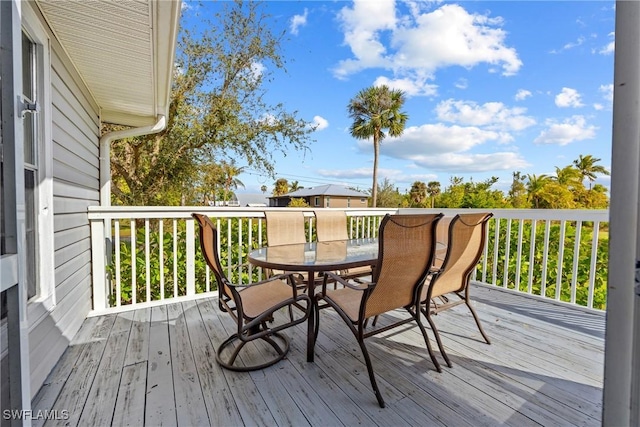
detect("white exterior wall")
[25,4,100,395]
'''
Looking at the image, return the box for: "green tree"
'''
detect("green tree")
[553,165,582,189]
[573,154,610,190]
[197,162,225,205]
[288,197,309,207]
[347,85,408,207]
[427,181,441,208]
[109,1,314,206]
[509,171,528,208]
[376,178,404,207]
[273,178,289,196]
[437,177,465,208]
[409,181,428,207]
[526,174,551,209]
[219,160,245,203]
[260,185,267,194]
[290,180,303,191]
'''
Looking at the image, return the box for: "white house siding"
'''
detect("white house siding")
[26,16,100,395]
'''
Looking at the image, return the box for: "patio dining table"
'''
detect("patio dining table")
[248,238,380,361]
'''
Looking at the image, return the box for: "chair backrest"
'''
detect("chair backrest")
[314,210,348,242]
[430,212,493,297]
[264,211,307,246]
[192,213,232,299]
[365,213,442,318]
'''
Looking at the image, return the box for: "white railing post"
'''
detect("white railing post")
[186,218,195,295]
[90,218,108,310]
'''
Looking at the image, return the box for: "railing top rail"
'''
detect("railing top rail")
[398,208,609,222]
[87,206,398,220]
[88,206,609,222]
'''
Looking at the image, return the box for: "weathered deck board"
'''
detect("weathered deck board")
[32,285,605,426]
[145,305,177,426]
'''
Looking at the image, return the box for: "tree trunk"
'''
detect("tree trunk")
[372,135,379,207]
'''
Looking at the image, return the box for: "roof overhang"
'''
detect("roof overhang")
[36,0,181,127]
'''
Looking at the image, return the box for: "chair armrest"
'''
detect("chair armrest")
[232,273,300,290]
[322,271,370,292]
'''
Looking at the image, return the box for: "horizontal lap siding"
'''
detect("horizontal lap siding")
[28,34,100,396]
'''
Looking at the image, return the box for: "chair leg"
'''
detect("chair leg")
[307,297,323,362]
[216,331,290,372]
[423,309,452,368]
[356,337,385,408]
[466,300,491,344]
[414,312,444,372]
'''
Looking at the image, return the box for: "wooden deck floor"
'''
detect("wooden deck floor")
[32,285,605,426]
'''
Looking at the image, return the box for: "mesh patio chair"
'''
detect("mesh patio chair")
[264,211,308,285]
[313,213,443,408]
[265,211,307,246]
[193,213,311,371]
[314,209,372,281]
[420,212,493,369]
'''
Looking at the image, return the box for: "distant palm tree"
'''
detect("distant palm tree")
[260,185,267,194]
[526,174,551,208]
[427,181,441,208]
[573,154,610,189]
[273,178,289,196]
[553,165,582,188]
[220,160,245,202]
[348,85,408,207]
[409,181,428,206]
[290,180,303,192]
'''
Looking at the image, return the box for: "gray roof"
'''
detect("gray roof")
[282,184,368,198]
[236,193,269,207]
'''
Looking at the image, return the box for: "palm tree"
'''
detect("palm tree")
[573,154,610,189]
[427,181,441,208]
[409,181,428,206]
[260,185,267,194]
[219,160,245,203]
[553,165,582,189]
[290,180,303,192]
[273,178,289,196]
[526,174,551,208]
[348,85,408,207]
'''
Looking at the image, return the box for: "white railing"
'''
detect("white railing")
[88,207,396,314]
[88,207,609,315]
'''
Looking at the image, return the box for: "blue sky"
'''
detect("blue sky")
[183,1,616,196]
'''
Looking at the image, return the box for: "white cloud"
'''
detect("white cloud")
[373,75,438,97]
[412,152,529,172]
[534,115,597,145]
[455,78,468,90]
[598,32,615,55]
[515,89,532,101]
[600,83,613,102]
[593,103,603,111]
[435,99,536,132]
[555,87,584,108]
[363,123,500,157]
[312,115,329,131]
[317,167,438,185]
[550,36,585,54]
[333,3,521,91]
[290,8,309,35]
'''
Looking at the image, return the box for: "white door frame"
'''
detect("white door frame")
[603,1,640,425]
[1,0,32,424]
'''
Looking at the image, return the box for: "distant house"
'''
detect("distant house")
[236,193,269,207]
[269,184,369,208]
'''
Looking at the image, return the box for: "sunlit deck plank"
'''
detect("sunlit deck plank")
[32,285,605,426]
